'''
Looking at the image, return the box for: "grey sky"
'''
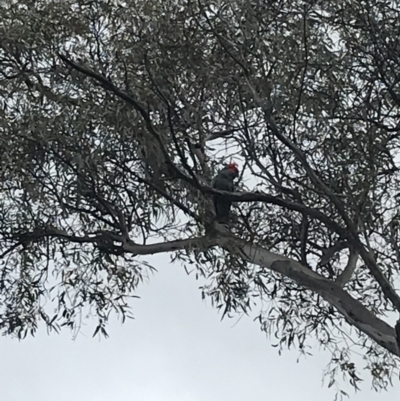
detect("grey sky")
[0,254,398,401]
[1,144,395,398]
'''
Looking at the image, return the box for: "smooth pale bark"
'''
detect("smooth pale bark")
[120,231,398,356]
[219,236,397,356]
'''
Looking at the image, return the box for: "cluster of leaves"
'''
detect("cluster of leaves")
[1,0,400,394]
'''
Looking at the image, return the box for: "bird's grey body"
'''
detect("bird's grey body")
[211,164,239,223]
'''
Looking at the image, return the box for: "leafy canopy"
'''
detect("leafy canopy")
[1,0,400,394]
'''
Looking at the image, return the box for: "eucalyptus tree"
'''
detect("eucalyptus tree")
[1,0,400,394]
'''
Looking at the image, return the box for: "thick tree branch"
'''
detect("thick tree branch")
[243,70,400,314]
[355,246,400,312]
[217,236,398,356]
[5,226,398,356]
[7,227,218,257]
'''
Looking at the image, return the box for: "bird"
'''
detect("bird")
[211,162,239,223]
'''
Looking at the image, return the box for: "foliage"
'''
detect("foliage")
[1,0,400,395]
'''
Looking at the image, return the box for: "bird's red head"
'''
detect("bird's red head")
[227,161,239,176]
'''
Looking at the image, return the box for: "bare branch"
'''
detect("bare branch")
[203,128,243,143]
[300,214,309,266]
[318,241,349,267]
[336,247,359,288]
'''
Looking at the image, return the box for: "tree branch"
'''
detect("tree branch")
[203,187,348,238]
[336,247,359,287]
[56,51,400,325]
[56,54,349,239]
[57,52,193,186]
[5,225,398,356]
[243,62,400,314]
[217,236,398,356]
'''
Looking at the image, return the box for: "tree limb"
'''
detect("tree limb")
[318,240,349,267]
[57,52,400,324]
[336,247,359,287]
[243,65,400,314]
[204,187,348,238]
[217,236,398,356]
[4,225,398,356]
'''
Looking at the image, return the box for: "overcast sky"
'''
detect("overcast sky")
[0,253,398,401]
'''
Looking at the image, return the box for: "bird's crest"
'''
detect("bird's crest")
[226,161,239,176]
[227,161,239,174]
